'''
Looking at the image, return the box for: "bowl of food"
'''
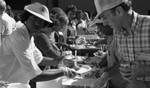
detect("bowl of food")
[73,64,92,78]
[75,36,87,45]
[64,55,75,60]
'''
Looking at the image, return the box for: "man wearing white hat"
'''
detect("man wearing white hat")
[93,0,150,88]
[0,2,68,88]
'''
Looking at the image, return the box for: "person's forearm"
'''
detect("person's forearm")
[38,56,64,66]
[98,56,108,68]
[31,69,64,82]
[94,38,107,46]
[105,63,120,78]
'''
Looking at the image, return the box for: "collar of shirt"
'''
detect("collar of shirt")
[130,11,140,35]
[115,11,139,38]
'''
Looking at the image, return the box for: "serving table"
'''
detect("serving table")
[69,45,101,57]
[61,55,104,88]
[37,48,106,88]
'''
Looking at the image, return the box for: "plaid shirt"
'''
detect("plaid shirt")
[114,11,150,81]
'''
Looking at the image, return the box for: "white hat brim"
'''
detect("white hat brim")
[89,16,103,27]
[26,9,53,23]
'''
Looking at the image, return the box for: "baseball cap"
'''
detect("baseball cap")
[24,2,52,23]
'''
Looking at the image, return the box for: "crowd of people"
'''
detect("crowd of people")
[0,0,150,88]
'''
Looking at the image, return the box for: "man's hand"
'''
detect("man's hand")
[119,61,147,82]
[61,67,77,78]
[85,57,100,67]
[119,65,135,82]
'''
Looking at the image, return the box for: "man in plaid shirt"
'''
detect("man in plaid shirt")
[93,0,150,88]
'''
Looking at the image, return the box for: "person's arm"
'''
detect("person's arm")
[105,39,124,78]
[38,56,64,66]
[31,69,64,82]
[55,42,70,49]
[94,38,107,46]
[34,33,62,58]
[93,63,120,88]
[98,55,108,68]
[105,62,120,78]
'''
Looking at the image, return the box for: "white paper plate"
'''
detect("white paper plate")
[75,65,91,74]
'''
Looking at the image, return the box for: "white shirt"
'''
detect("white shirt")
[0,13,16,45]
[16,21,24,28]
[0,25,43,85]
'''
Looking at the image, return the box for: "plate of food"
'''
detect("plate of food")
[94,50,107,58]
[70,44,86,49]
[75,36,87,45]
[75,65,91,74]
[86,45,96,48]
[73,56,87,62]
[63,50,72,56]
[64,55,75,60]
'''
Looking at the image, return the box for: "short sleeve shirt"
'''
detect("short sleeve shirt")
[0,24,43,83]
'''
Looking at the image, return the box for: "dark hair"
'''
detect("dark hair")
[65,4,77,14]
[6,5,14,18]
[14,13,21,22]
[48,23,55,27]
[110,1,132,13]
[75,10,83,19]
[91,10,97,20]
[96,23,113,36]
[20,10,33,23]
[52,12,69,26]
[50,7,64,15]
[50,7,68,26]
[76,10,83,15]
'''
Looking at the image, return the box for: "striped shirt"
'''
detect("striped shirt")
[114,11,150,81]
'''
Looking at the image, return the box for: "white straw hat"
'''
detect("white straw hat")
[93,0,127,22]
[24,2,52,23]
[89,19,103,27]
